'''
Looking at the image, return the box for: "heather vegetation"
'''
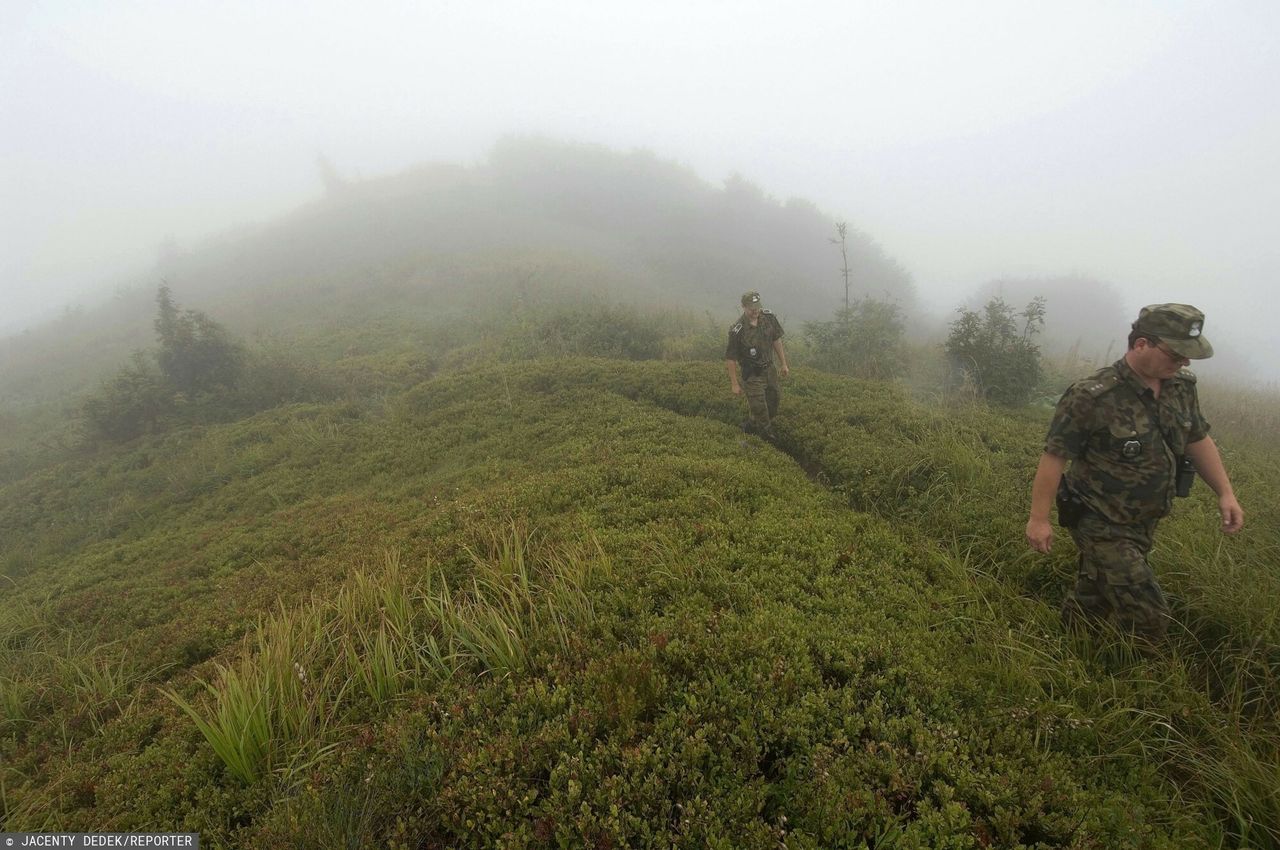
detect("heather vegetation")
[3,330,1278,846]
[2,141,1278,847]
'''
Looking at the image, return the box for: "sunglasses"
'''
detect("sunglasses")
[1153,340,1190,362]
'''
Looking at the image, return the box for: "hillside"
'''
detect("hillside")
[0,138,912,413]
[3,344,1278,846]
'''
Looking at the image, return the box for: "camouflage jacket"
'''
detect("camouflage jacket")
[1044,358,1210,524]
[725,311,784,370]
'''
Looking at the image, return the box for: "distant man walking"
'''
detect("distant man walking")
[725,290,790,439]
[1025,304,1244,640]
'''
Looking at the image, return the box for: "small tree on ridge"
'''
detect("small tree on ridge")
[945,296,1046,406]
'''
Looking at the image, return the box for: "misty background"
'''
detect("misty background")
[3,1,1278,381]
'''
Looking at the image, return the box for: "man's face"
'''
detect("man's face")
[744,304,762,321]
[1136,337,1190,379]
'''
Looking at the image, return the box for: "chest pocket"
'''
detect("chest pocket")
[741,331,770,364]
[1105,422,1146,462]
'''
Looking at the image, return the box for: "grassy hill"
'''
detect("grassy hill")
[2,141,1278,846]
[3,346,1278,847]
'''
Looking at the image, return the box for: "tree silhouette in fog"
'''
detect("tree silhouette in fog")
[154,284,243,397]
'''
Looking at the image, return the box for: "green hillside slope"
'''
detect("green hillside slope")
[4,358,1277,848]
[0,138,912,412]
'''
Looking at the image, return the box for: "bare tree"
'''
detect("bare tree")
[831,222,851,310]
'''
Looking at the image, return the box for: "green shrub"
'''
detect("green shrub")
[945,296,1045,405]
[78,352,173,443]
[803,298,906,380]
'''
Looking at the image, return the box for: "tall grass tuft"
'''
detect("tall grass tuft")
[0,674,34,731]
[342,625,404,704]
[168,528,608,784]
[51,637,153,732]
[166,665,273,785]
[165,605,341,785]
[1,597,160,744]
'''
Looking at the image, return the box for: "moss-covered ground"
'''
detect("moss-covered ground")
[3,358,1278,848]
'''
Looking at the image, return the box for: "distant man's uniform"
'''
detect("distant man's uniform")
[1027,303,1242,641]
[725,291,787,437]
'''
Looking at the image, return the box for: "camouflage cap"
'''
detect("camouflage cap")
[1133,303,1213,359]
[741,290,763,309]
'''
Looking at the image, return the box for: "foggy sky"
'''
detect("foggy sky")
[3,1,1278,378]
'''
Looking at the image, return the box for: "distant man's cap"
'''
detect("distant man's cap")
[741,291,763,309]
[1133,303,1213,359]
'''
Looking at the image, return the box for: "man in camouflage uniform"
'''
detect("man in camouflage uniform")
[1026,304,1244,640]
[725,290,790,438]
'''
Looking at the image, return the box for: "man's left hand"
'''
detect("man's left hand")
[1219,496,1244,534]
[779,365,790,378]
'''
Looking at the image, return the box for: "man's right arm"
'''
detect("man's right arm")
[1026,452,1068,553]
[725,329,742,394]
[725,359,741,394]
[1028,380,1093,552]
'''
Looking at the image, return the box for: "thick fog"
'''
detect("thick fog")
[3,1,1278,380]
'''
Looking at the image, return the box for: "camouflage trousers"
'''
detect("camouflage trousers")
[1062,513,1170,640]
[742,364,781,435]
